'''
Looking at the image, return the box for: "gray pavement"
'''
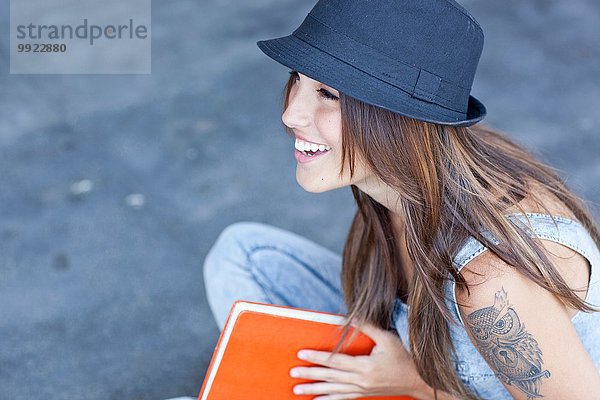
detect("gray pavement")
[1,0,599,399]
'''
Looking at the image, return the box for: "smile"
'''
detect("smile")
[294,138,331,156]
[294,138,331,164]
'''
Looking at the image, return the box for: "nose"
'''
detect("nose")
[281,85,312,130]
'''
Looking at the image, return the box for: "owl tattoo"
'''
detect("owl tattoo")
[466,287,551,399]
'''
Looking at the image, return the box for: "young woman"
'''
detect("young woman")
[203,0,600,399]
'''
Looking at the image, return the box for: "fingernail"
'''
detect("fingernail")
[294,386,304,394]
[297,350,308,359]
[290,368,299,377]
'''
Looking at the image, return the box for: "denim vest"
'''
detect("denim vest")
[391,212,600,399]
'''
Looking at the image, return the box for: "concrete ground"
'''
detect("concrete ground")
[1,0,599,399]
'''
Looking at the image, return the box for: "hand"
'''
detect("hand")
[289,320,429,399]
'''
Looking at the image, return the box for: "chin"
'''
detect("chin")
[298,182,326,193]
[296,176,344,193]
[296,176,323,193]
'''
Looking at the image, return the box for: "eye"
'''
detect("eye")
[317,88,339,101]
[288,70,339,101]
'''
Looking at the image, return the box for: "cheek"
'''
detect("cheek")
[315,118,342,153]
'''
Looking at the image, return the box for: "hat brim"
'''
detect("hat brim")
[257,34,486,127]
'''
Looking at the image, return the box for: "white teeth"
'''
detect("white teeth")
[295,138,331,152]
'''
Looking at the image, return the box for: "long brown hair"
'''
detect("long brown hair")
[280,73,600,399]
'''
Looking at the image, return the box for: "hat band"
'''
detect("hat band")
[292,13,470,114]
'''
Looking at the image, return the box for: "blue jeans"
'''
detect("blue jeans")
[203,221,348,331]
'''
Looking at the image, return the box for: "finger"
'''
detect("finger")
[290,366,359,383]
[294,381,365,396]
[299,350,364,372]
[313,393,363,400]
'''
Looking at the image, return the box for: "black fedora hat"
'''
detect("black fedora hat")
[257,0,487,127]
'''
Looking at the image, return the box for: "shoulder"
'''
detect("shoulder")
[454,184,590,317]
[455,178,590,309]
[482,178,591,316]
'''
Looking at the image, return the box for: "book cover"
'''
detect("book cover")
[198,300,414,400]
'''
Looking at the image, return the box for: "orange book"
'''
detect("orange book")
[198,300,414,400]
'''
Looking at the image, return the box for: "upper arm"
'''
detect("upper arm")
[455,250,600,399]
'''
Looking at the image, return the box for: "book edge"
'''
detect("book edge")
[198,301,350,399]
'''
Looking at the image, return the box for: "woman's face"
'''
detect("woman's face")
[282,71,372,193]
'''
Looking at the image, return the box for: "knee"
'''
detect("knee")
[203,221,272,284]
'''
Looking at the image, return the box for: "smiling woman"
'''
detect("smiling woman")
[282,69,382,195]
[203,0,600,399]
[288,71,340,167]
